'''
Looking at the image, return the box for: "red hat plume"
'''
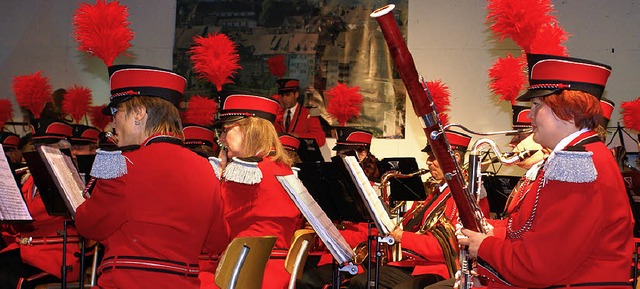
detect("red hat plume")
[486,0,566,54]
[528,23,570,56]
[267,55,287,78]
[326,83,363,126]
[73,0,134,66]
[190,33,242,92]
[62,85,93,124]
[488,53,527,104]
[183,95,218,126]
[88,105,112,130]
[0,99,13,129]
[621,97,640,133]
[424,80,451,126]
[12,71,53,118]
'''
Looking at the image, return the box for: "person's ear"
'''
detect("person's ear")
[132,106,147,123]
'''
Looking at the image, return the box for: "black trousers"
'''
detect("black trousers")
[0,249,61,289]
[347,266,444,289]
[423,278,454,289]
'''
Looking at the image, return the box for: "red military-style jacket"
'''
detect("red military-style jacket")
[477,130,634,288]
[0,175,80,281]
[215,157,303,289]
[275,105,326,147]
[76,136,229,289]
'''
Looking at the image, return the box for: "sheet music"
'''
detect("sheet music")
[0,146,32,221]
[38,146,86,217]
[342,156,395,235]
[276,174,356,266]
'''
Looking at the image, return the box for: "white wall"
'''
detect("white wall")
[1,0,639,176]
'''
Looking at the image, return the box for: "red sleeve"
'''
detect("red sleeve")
[75,176,128,241]
[202,183,230,255]
[400,231,446,262]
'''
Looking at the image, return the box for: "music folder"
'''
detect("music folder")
[23,145,86,217]
[377,157,427,202]
[276,174,358,274]
[0,146,32,222]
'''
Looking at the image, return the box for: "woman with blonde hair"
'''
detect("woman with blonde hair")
[75,65,229,289]
[206,94,302,289]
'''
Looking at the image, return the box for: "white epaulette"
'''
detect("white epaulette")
[90,149,129,179]
[543,149,597,183]
[208,157,222,180]
[223,157,263,185]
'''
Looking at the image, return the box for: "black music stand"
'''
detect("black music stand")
[482,174,521,218]
[23,149,72,217]
[297,138,324,163]
[377,157,427,202]
[623,170,640,237]
[296,158,373,288]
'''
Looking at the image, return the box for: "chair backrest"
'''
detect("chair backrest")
[285,229,316,289]
[215,236,277,289]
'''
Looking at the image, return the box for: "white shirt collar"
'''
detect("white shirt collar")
[288,103,299,117]
[553,128,589,152]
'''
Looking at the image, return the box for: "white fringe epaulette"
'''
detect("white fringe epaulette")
[543,150,597,183]
[291,166,300,178]
[223,157,263,185]
[208,157,222,180]
[90,149,128,179]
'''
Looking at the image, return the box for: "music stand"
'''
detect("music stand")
[623,170,640,237]
[297,138,324,163]
[482,174,521,218]
[0,146,33,223]
[23,148,71,217]
[296,160,371,223]
[377,157,426,202]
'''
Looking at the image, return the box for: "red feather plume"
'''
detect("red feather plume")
[488,53,527,104]
[62,85,93,123]
[267,55,287,78]
[88,105,112,130]
[486,0,557,52]
[326,83,363,126]
[73,0,134,66]
[183,95,218,126]
[621,97,640,133]
[12,71,53,118]
[425,80,451,126]
[528,23,570,55]
[190,33,242,92]
[0,99,14,129]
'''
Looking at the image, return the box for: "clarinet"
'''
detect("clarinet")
[371,5,485,288]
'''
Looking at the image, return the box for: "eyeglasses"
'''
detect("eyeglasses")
[218,124,238,135]
[110,107,118,116]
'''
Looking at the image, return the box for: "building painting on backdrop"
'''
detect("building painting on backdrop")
[173,0,408,139]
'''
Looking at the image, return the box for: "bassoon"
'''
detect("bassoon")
[370,4,485,234]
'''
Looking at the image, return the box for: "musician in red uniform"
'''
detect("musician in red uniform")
[75,65,229,289]
[209,94,303,289]
[459,54,634,288]
[274,79,327,148]
[0,118,81,289]
[349,131,487,289]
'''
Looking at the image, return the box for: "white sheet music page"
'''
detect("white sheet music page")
[276,174,355,265]
[0,146,32,221]
[342,156,395,235]
[38,146,86,217]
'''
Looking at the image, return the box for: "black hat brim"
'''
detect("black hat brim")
[516,89,560,101]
